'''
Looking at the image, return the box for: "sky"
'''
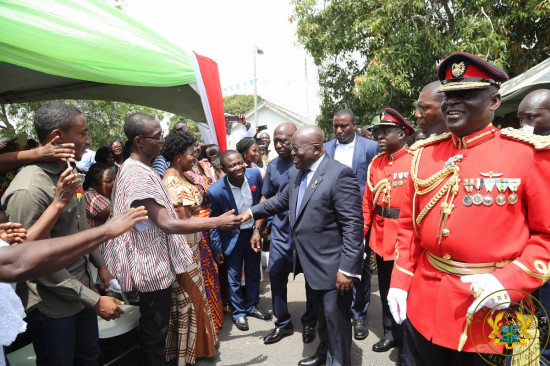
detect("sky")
[123,0,321,121]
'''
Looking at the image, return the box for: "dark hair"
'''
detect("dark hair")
[110,139,123,148]
[220,149,240,169]
[161,130,197,162]
[334,109,356,123]
[83,163,111,191]
[95,146,114,164]
[123,113,156,159]
[236,137,256,155]
[204,144,222,169]
[34,102,82,143]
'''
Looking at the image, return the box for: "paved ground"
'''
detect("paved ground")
[7,270,396,366]
[190,272,397,366]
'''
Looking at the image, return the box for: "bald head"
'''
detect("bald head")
[273,122,297,159]
[291,125,325,170]
[518,89,550,136]
[415,81,448,135]
[294,125,324,145]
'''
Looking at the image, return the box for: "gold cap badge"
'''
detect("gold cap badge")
[451,61,466,78]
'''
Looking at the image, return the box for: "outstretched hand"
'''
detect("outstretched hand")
[216,209,241,230]
[237,210,251,223]
[0,222,27,244]
[104,206,148,238]
[39,135,75,163]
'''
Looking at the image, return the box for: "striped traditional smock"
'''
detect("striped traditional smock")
[103,158,193,292]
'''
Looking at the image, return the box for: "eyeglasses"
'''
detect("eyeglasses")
[139,132,164,141]
[290,143,318,152]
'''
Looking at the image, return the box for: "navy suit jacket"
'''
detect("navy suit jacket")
[208,168,263,256]
[324,134,380,197]
[251,155,364,291]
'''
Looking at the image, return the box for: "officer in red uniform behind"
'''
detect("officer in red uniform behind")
[388,52,550,365]
[363,108,414,365]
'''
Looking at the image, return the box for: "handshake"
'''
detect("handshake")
[215,209,253,230]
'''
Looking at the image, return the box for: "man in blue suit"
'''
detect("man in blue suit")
[240,125,364,366]
[325,109,380,341]
[208,150,272,331]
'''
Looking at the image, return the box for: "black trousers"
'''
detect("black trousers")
[310,287,353,366]
[376,255,402,343]
[138,287,172,366]
[402,318,508,366]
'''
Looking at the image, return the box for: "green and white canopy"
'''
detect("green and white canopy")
[0,0,227,147]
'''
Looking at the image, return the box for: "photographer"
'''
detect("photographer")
[225,113,258,150]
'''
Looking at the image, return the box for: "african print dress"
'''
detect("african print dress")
[163,175,218,364]
[185,159,224,333]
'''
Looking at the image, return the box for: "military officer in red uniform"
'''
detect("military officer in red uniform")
[363,108,414,365]
[388,51,550,365]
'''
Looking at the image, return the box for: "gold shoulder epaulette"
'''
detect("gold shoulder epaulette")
[500,127,550,150]
[410,132,452,151]
[371,152,385,162]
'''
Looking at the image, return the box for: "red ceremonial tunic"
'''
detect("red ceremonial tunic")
[390,125,550,352]
[363,147,413,260]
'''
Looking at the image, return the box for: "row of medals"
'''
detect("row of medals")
[391,172,409,187]
[462,178,520,207]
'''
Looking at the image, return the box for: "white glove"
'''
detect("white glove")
[387,287,408,324]
[461,273,510,315]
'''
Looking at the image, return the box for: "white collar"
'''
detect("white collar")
[335,134,356,148]
[228,175,248,189]
[307,153,325,173]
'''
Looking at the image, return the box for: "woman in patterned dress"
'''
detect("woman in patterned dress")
[161,130,218,364]
[185,142,225,332]
[83,163,116,230]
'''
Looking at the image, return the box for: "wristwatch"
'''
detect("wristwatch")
[252,225,261,231]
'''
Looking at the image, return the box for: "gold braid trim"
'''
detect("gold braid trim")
[410,132,452,151]
[367,152,391,207]
[410,148,461,227]
[512,260,550,280]
[394,262,414,277]
[500,127,550,149]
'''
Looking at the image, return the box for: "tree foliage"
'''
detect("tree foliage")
[223,94,264,115]
[0,100,168,149]
[291,0,550,133]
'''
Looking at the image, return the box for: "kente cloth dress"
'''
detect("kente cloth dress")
[163,175,218,364]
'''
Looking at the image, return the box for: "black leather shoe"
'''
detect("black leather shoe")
[353,318,369,340]
[233,316,249,331]
[298,355,326,366]
[247,309,272,320]
[372,339,396,352]
[263,326,294,344]
[302,325,315,343]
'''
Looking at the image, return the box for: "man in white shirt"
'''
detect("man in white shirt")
[208,150,272,331]
[226,114,257,150]
[324,109,380,341]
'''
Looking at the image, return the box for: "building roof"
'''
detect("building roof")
[244,100,315,127]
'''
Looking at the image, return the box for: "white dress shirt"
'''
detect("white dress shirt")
[228,176,254,230]
[333,135,356,168]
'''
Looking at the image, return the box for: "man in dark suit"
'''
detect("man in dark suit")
[260,122,317,345]
[239,125,364,366]
[324,109,380,340]
[208,150,271,331]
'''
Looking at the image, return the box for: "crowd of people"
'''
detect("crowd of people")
[1,50,550,366]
